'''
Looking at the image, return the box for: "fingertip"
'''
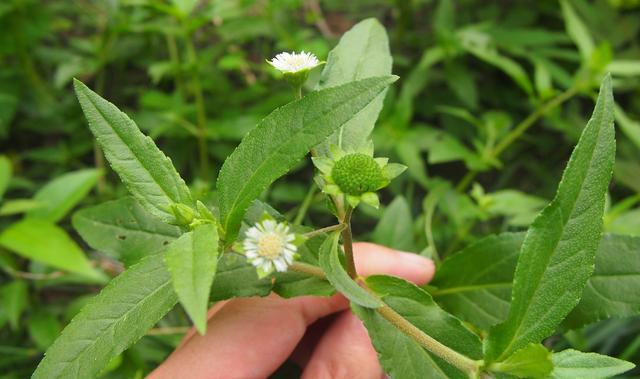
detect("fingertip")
[353,242,435,285]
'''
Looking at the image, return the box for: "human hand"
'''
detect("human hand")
[149,243,435,379]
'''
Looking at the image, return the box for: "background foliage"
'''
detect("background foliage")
[1,0,639,377]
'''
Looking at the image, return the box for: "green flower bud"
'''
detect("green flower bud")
[331,153,386,196]
[170,203,195,226]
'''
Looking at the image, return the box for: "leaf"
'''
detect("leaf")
[431,233,522,329]
[73,197,181,267]
[614,102,640,150]
[607,60,640,77]
[73,79,193,223]
[26,169,99,223]
[560,0,595,63]
[564,233,640,328]
[0,280,28,330]
[210,254,272,301]
[484,76,616,362]
[548,349,634,379]
[372,196,414,251]
[353,275,482,378]
[0,155,11,200]
[318,231,381,308]
[165,222,218,334]
[28,311,60,351]
[0,219,98,278]
[272,271,334,298]
[315,18,392,155]
[489,343,553,378]
[32,254,177,379]
[217,75,397,241]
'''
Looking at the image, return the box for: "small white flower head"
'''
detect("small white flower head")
[268,51,321,74]
[243,219,298,277]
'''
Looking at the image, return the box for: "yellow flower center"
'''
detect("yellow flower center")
[257,233,284,259]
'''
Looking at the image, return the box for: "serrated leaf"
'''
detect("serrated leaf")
[217,75,397,241]
[353,275,482,378]
[318,231,381,308]
[73,197,181,267]
[26,169,99,223]
[165,222,218,334]
[548,349,634,379]
[484,76,616,362]
[73,79,192,223]
[33,254,178,379]
[210,254,272,301]
[432,232,640,331]
[372,196,414,251]
[315,18,392,155]
[489,343,552,378]
[0,219,98,278]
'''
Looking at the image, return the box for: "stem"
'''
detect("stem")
[294,186,317,225]
[456,87,579,193]
[165,33,185,97]
[183,28,210,180]
[341,206,357,279]
[295,85,303,100]
[289,262,326,278]
[146,326,190,336]
[376,304,481,377]
[303,224,345,239]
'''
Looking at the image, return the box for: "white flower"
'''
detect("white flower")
[243,219,297,275]
[268,51,321,73]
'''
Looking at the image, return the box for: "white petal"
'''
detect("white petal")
[273,259,288,272]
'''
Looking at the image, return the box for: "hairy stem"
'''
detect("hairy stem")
[303,224,345,239]
[341,206,357,279]
[289,262,326,278]
[376,304,481,377]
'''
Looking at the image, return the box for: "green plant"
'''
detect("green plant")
[27,18,638,379]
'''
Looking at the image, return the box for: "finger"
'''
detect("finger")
[149,293,347,379]
[352,242,435,284]
[302,311,383,379]
[150,244,433,378]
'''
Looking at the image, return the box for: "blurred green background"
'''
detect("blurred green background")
[1,0,639,377]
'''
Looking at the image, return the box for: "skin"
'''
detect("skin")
[149,242,435,379]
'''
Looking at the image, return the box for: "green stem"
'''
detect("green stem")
[165,33,185,97]
[456,87,579,193]
[303,224,345,239]
[376,304,481,377]
[295,85,303,100]
[341,206,357,279]
[289,262,326,278]
[294,186,317,225]
[183,28,210,180]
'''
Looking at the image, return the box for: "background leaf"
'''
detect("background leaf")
[0,155,11,200]
[372,196,414,251]
[73,79,193,223]
[484,76,615,362]
[490,343,553,378]
[26,169,99,223]
[0,218,98,278]
[315,18,393,155]
[217,75,397,241]
[164,222,218,334]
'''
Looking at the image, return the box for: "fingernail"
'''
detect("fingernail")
[395,251,435,282]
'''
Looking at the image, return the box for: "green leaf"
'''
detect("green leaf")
[26,169,99,223]
[315,18,392,155]
[28,311,60,351]
[560,0,595,63]
[73,197,181,267]
[607,60,640,77]
[564,234,640,328]
[0,219,98,278]
[32,254,177,379]
[318,231,381,308]
[73,79,193,223]
[0,280,28,330]
[484,76,616,362]
[548,349,635,379]
[165,222,218,334]
[217,75,397,241]
[614,102,640,150]
[210,254,272,301]
[489,343,553,378]
[0,155,11,200]
[432,233,640,330]
[431,233,522,329]
[372,196,414,251]
[272,271,334,298]
[353,275,482,378]
[0,199,41,216]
